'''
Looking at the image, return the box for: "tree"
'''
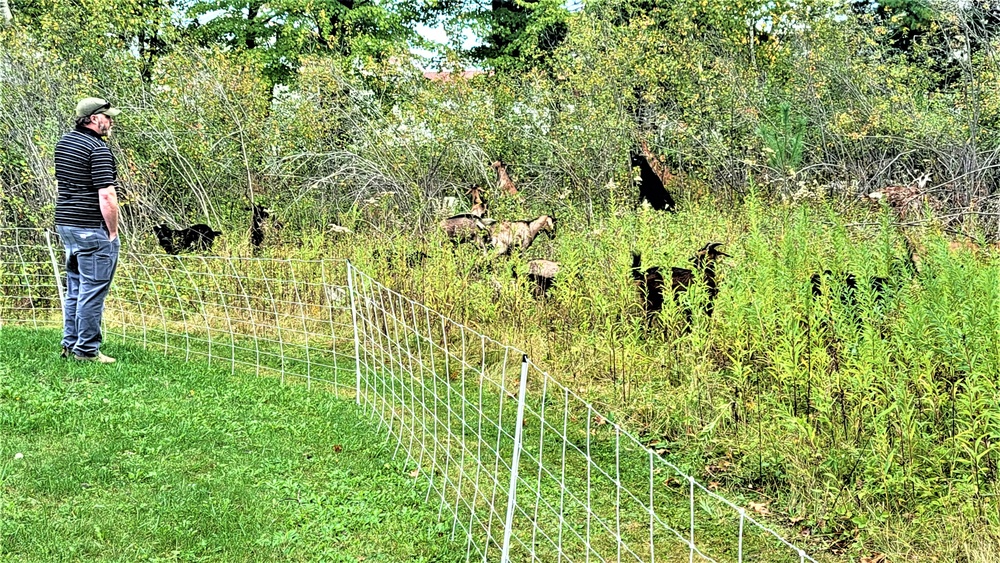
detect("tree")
[439,0,570,71]
[6,0,176,82]
[180,0,419,88]
[849,0,1000,87]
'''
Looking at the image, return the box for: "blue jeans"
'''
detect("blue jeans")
[56,225,120,357]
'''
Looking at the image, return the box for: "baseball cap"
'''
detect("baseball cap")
[75,97,122,118]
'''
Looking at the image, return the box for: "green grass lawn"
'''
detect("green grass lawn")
[0,327,465,562]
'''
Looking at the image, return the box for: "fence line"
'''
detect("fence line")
[0,227,817,562]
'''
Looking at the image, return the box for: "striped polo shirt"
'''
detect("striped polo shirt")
[54,126,117,228]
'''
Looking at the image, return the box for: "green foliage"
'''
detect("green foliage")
[757,102,806,177]
[302,199,1000,560]
[180,0,419,87]
[466,0,571,71]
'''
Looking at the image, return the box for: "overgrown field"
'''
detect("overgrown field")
[5,1,1000,558]
[0,327,465,562]
[250,198,999,562]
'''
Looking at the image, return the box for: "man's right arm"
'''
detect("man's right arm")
[99,186,119,240]
[91,144,119,240]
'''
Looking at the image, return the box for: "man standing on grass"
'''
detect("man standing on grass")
[54,97,122,363]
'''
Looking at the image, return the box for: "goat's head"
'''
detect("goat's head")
[152,224,176,243]
[537,215,556,238]
[629,150,645,169]
[152,225,177,253]
[251,204,272,221]
[691,242,729,268]
[915,171,932,190]
[467,185,485,205]
[491,160,505,171]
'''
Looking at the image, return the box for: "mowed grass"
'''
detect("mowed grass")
[0,327,464,562]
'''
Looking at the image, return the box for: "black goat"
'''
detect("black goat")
[810,269,903,313]
[657,242,730,327]
[812,271,881,301]
[632,243,729,325]
[248,204,274,249]
[153,224,223,254]
[630,150,675,212]
[372,248,429,268]
[671,242,729,321]
[631,251,666,318]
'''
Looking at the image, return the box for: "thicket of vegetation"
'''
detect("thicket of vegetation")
[3,0,1000,560]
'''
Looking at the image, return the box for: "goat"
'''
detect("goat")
[630,150,675,212]
[525,259,559,298]
[441,214,496,245]
[671,242,730,323]
[808,268,909,339]
[373,247,429,268]
[491,161,518,196]
[153,224,223,254]
[489,215,556,257]
[247,204,274,249]
[632,251,665,317]
[468,185,488,218]
[866,172,932,220]
[640,139,680,188]
[632,243,729,325]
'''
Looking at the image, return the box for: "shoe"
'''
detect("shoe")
[61,346,71,359]
[73,352,116,364]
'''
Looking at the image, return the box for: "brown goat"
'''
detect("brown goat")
[490,215,556,257]
[468,185,488,218]
[491,160,518,196]
[866,172,932,220]
[440,214,496,245]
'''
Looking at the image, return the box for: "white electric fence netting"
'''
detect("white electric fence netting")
[0,227,817,563]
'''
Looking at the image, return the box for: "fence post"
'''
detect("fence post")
[738,508,745,563]
[689,476,695,563]
[501,354,530,563]
[45,230,65,311]
[346,260,363,406]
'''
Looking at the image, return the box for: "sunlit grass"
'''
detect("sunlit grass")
[0,327,464,562]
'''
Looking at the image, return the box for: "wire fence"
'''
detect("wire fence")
[0,227,818,563]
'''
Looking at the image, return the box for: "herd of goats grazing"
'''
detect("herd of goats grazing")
[147,152,944,331]
[152,204,272,255]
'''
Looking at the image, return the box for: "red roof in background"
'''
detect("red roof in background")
[422,70,487,81]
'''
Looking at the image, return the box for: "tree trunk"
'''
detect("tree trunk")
[1,0,13,24]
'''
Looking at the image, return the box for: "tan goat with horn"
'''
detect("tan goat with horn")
[489,215,556,257]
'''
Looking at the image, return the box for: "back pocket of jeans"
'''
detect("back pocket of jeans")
[92,253,114,281]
